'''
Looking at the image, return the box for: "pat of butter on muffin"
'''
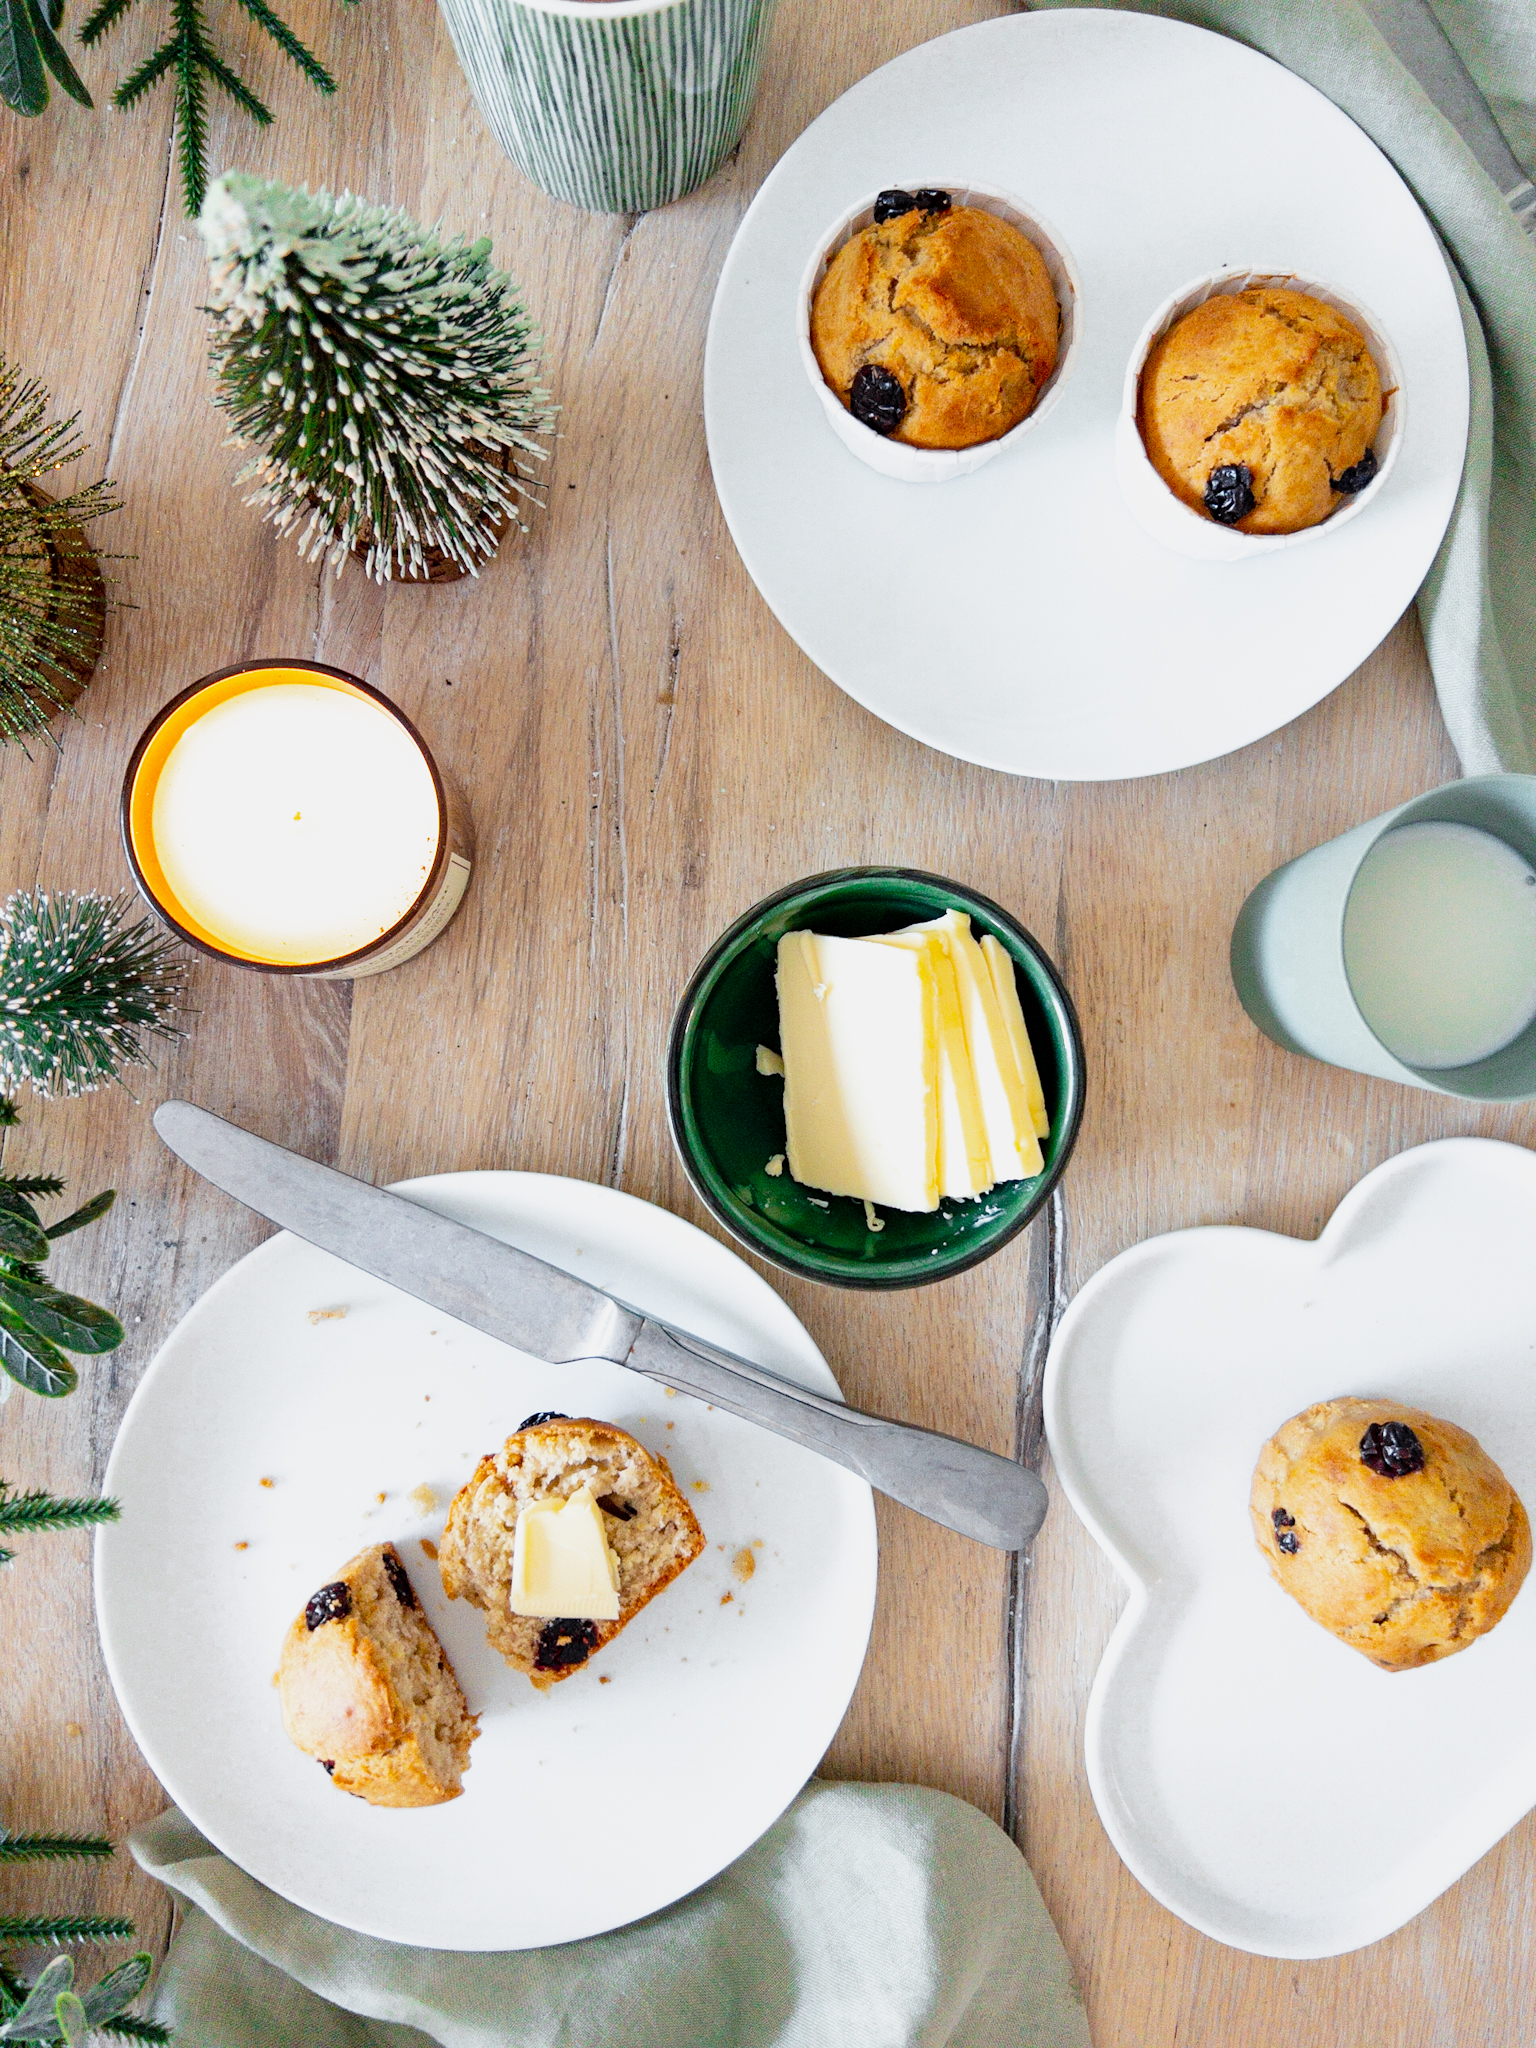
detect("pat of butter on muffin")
[510,1484,621,1621]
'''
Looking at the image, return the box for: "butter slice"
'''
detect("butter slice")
[777,930,939,1212]
[868,929,991,1201]
[980,933,1050,1141]
[903,912,1043,1182]
[509,1484,621,1621]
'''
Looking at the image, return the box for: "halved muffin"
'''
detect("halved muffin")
[279,1541,477,1805]
[439,1415,705,1688]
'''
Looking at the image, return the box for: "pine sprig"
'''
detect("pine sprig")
[97,2020,173,2044]
[0,1838,113,1866]
[0,890,187,1100]
[197,172,556,581]
[79,0,350,217]
[0,1916,135,1946]
[0,1486,122,1564]
[0,360,120,752]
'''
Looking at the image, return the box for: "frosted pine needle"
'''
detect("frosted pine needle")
[0,891,188,1099]
[197,172,556,582]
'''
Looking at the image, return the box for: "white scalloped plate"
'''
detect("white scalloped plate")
[1044,1139,1536,1957]
[96,1174,876,1949]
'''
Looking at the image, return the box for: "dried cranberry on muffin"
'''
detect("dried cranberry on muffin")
[810,189,1059,451]
[1138,286,1383,535]
[279,1542,478,1806]
[1251,1396,1530,1671]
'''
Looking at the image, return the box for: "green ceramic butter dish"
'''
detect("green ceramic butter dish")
[666,867,1085,1290]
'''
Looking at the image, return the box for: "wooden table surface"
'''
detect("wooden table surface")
[3,3,1534,2041]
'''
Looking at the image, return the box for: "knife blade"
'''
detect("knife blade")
[153,1102,1049,1552]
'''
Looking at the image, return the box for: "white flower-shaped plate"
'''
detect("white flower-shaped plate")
[1044,1138,1536,1958]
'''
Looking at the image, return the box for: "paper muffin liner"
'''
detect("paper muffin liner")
[798,184,1081,486]
[1114,268,1405,561]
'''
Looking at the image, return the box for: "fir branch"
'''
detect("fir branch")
[74,0,131,42]
[2,1177,66,1200]
[83,0,359,219]
[0,1837,113,1866]
[0,890,188,1100]
[108,35,173,105]
[198,44,266,121]
[96,2021,172,2044]
[228,0,331,92]
[0,1487,122,1542]
[0,1099,18,1128]
[0,1916,134,1946]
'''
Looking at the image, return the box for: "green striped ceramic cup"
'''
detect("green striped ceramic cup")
[437,0,777,214]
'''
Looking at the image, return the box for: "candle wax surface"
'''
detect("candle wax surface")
[150,683,440,964]
[1343,821,1536,1069]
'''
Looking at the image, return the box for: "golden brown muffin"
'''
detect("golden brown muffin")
[1251,1397,1530,1672]
[810,202,1059,450]
[279,1542,478,1806]
[1138,286,1383,535]
[440,1415,705,1690]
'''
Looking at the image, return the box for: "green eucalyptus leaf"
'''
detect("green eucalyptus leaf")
[0,1957,72,2042]
[44,1188,115,1240]
[51,1991,86,2048]
[0,1273,123,1353]
[78,1953,152,2026]
[25,0,90,104]
[0,1310,78,1397]
[0,1196,48,1264]
[0,0,48,116]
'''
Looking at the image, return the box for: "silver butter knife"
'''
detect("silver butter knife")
[153,1102,1049,1552]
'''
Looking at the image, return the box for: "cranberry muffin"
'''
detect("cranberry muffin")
[810,189,1059,451]
[1251,1397,1529,1672]
[1138,286,1383,535]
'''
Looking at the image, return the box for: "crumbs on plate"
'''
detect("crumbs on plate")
[732,1548,756,1583]
[410,1483,438,1516]
[307,1306,347,1324]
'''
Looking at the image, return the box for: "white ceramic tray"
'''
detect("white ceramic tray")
[1044,1139,1536,1956]
[96,1173,877,1949]
[704,10,1469,781]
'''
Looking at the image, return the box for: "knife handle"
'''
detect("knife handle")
[626,1320,1047,1552]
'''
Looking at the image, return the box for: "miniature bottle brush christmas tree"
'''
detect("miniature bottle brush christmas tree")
[197,171,556,584]
[0,890,186,1103]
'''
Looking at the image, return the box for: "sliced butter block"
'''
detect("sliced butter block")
[903,911,1043,1182]
[867,928,991,1201]
[980,932,1051,1141]
[509,1483,621,1621]
[776,929,939,1212]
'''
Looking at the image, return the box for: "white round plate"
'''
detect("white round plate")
[704,11,1469,781]
[1044,1139,1536,1957]
[96,1173,877,1949]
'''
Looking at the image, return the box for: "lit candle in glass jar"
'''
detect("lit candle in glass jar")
[123,662,473,977]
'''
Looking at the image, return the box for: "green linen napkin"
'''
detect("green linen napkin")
[130,1781,1091,2048]
[1031,0,1536,773]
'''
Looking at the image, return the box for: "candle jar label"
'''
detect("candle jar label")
[329,852,473,980]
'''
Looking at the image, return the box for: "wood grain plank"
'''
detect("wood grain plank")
[8,4,1535,2042]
